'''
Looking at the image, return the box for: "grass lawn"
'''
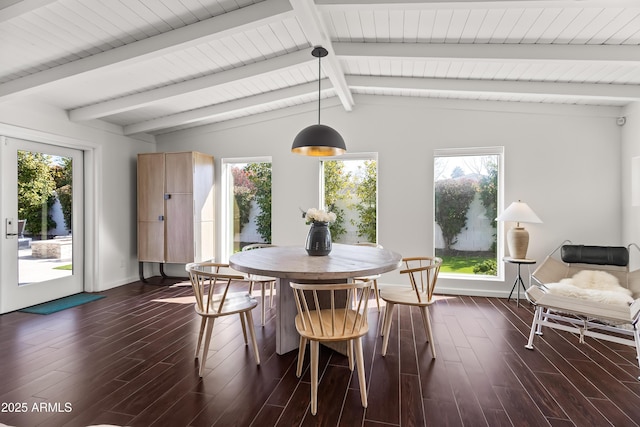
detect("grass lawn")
[54,264,73,270]
[438,254,494,274]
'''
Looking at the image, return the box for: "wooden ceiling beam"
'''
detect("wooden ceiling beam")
[316,0,640,11]
[335,42,640,64]
[347,75,640,101]
[289,0,354,111]
[0,0,57,23]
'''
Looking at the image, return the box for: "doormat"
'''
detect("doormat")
[19,293,105,315]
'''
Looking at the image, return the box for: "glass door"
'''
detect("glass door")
[0,137,84,313]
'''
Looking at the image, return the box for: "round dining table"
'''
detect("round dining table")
[229,243,402,354]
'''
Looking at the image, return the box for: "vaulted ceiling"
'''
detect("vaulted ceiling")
[1,0,639,137]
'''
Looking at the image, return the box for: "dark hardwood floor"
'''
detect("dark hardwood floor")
[1,279,639,427]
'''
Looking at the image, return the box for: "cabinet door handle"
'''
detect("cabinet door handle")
[164,194,171,200]
[158,215,164,221]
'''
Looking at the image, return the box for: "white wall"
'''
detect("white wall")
[0,100,154,292]
[157,95,624,297]
[48,196,70,236]
[622,102,640,269]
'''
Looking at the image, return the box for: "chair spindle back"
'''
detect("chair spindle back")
[400,257,442,303]
[186,262,246,315]
[290,281,372,339]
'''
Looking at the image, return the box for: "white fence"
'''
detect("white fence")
[434,193,495,252]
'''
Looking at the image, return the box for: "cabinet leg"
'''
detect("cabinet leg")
[159,263,188,281]
[139,262,148,283]
[139,262,188,284]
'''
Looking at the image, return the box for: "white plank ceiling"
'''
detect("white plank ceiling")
[1,0,639,136]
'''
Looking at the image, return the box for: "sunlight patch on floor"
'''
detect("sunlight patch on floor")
[152,295,197,304]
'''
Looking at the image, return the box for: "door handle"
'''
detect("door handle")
[5,218,17,238]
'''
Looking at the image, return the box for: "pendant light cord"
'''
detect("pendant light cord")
[317,51,321,125]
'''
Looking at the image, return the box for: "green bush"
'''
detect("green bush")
[245,163,272,243]
[473,259,497,275]
[434,178,477,250]
[478,161,497,230]
[323,160,352,241]
[18,151,56,237]
[52,157,73,231]
[352,160,377,243]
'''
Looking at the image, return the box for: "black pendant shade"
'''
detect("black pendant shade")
[291,124,346,156]
[291,46,346,157]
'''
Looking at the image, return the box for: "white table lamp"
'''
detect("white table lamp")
[496,201,542,259]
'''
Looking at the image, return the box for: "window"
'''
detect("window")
[321,154,378,244]
[221,158,272,261]
[433,147,503,278]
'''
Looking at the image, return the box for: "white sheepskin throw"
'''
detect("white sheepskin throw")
[544,270,634,307]
[561,270,631,294]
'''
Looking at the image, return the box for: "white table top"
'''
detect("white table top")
[229,243,402,281]
[503,257,536,264]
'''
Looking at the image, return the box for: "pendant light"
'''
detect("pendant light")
[291,46,346,156]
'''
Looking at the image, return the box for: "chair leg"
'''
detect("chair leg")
[373,279,380,312]
[239,312,248,344]
[354,337,368,408]
[261,283,266,326]
[296,336,307,377]
[245,310,260,365]
[525,306,543,350]
[199,317,215,376]
[310,340,319,415]
[633,321,640,378]
[537,308,548,336]
[269,281,275,308]
[420,306,436,359]
[380,300,387,336]
[195,317,207,359]
[347,339,354,371]
[381,303,395,356]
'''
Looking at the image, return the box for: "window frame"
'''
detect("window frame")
[433,146,505,281]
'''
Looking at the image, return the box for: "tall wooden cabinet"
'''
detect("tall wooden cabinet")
[137,152,214,279]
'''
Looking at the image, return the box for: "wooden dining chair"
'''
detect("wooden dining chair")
[379,256,442,358]
[242,243,277,325]
[353,242,383,311]
[186,262,261,376]
[291,280,373,415]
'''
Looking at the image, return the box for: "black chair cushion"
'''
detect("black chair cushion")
[561,245,629,267]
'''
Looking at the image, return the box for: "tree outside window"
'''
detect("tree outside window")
[18,151,72,239]
[322,158,378,244]
[229,161,272,254]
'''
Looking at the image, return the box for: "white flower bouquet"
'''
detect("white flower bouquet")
[303,208,336,224]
